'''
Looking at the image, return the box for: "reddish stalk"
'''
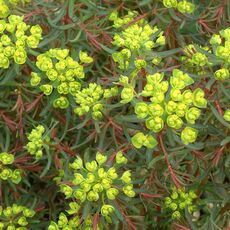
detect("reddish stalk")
[159,134,183,188]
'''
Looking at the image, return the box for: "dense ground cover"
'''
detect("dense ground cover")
[0,0,229,229]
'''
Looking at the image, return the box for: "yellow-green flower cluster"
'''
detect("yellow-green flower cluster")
[0,152,21,184]
[163,0,195,14]
[48,212,98,230]
[164,187,197,219]
[110,11,165,70]
[58,151,135,222]
[210,27,230,65]
[210,27,230,81]
[74,83,118,120]
[0,204,35,229]
[223,109,230,122]
[0,0,9,18]
[0,15,42,68]
[0,0,31,18]
[30,49,93,109]
[26,125,49,159]
[109,11,137,28]
[181,44,211,70]
[132,70,207,146]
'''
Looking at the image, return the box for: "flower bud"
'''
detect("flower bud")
[170,89,183,101]
[185,107,201,124]
[182,90,193,105]
[53,97,69,109]
[93,183,104,193]
[0,152,14,165]
[40,84,53,96]
[74,189,86,202]
[145,116,164,132]
[172,210,181,219]
[115,151,127,164]
[17,216,28,226]
[192,52,208,66]
[163,0,178,8]
[214,68,229,81]
[134,59,146,69]
[177,1,195,14]
[106,188,119,200]
[169,202,178,211]
[66,202,80,215]
[80,181,91,192]
[148,103,164,117]
[181,127,198,145]
[87,191,99,201]
[121,170,132,183]
[101,178,112,189]
[69,157,83,170]
[144,134,158,149]
[30,72,41,86]
[123,184,135,197]
[85,160,98,172]
[135,102,149,119]
[193,88,207,108]
[101,205,114,217]
[96,152,107,165]
[57,213,68,227]
[120,86,134,104]
[60,185,73,198]
[223,109,230,122]
[166,114,183,129]
[79,51,93,64]
[73,173,84,185]
[107,167,118,179]
[131,132,145,149]
[210,34,221,45]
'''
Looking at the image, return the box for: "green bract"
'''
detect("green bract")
[181,127,198,145]
[0,15,42,68]
[131,132,157,149]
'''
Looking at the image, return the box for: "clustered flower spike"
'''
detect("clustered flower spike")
[30,49,93,109]
[0,15,42,68]
[74,83,118,120]
[48,213,98,230]
[26,125,49,159]
[163,0,195,14]
[0,204,35,229]
[110,11,165,70]
[131,70,207,147]
[164,187,197,219]
[57,151,135,223]
[0,152,21,184]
